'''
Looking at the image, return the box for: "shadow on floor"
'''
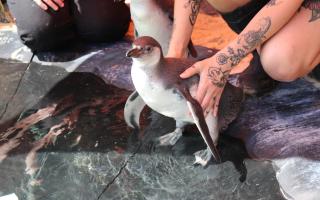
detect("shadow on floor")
[0,71,282,200]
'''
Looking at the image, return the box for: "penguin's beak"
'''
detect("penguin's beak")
[126,48,143,58]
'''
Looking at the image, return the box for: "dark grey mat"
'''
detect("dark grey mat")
[0,63,283,200]
[0,30,319,199]
[0,30,33,62]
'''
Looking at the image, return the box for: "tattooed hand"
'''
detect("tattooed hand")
[179,16,272,116]
[180,54,231,116]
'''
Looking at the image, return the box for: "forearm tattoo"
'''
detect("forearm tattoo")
[185,0,202,25]
[242,17,271,47]
[222,17,271,67]
[208,17,272,87]
[302,0,320,22]
[266,0,277,7]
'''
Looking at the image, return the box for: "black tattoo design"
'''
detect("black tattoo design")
[208,67,231,88]
[207,17,271,87]
[218,17,271,67]
[241,17,272,49]
[302,0,320,22]
[216,53,229,65]
[214,47,246,67]
[185,0,202,25]
[227,47,246,66]
[266,0,277,7]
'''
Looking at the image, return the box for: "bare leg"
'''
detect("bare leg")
[260,6,320,82]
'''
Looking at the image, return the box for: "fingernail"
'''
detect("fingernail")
[42,4,48,10]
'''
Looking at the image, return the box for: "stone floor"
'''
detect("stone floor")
[0,60,282,200]
[0,11,320,200]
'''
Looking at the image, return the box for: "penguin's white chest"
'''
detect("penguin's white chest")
[131,66,192,122]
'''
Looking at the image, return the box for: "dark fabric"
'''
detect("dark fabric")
[7,0,130,52]
[72,0,130,42]
[220,0,270,34]
[7,0,75,52]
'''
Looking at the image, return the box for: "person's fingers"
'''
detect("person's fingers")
[196,78,208,104]
[53,0,64,7]
[34,0,48,10]
[201,88,214,111]
[180,65,199,79]
[213,92,222,117]
[208,97,215,113]
[204,108,210,118]
[43,0,59,10]
[204,98,214,117]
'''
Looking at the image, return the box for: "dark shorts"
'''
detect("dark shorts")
[220,0,270,34]
[7,0,130,52]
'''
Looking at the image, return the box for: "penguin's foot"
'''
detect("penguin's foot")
[193,148,212,167]
[155,128,183,146]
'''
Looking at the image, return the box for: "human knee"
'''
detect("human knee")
[73,1,130,42]
[260,46,303,82]
[18,22,75,52]
[8,0,75,51]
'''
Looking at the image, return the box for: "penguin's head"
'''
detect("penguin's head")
[126,36,163,65]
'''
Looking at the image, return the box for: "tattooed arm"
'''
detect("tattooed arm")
[180,0,304,116]
[167,0,202,57]
[303,0,320,22]
[213,0,304,68]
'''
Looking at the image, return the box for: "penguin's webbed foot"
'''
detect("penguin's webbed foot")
[193,148,212,167]
[155,128,183,146]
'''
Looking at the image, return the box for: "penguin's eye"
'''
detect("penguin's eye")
[145,46,152,52]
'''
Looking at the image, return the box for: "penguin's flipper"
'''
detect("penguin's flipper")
[186,101,221,162]
[177,85,221,162]
[124,91,146,129]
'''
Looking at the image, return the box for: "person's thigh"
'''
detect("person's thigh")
[72,0,130,42]
[259,4,320,82]
[7,0,76,52]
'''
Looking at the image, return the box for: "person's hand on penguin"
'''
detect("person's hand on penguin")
[180,53,232,117]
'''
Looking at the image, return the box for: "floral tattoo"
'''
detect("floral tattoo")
[302,0,320,22]
[216,53,229,65]
[240,17,271,49]
[231,17,271,66]
[208,67,231,88]
[207,17,271,87]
